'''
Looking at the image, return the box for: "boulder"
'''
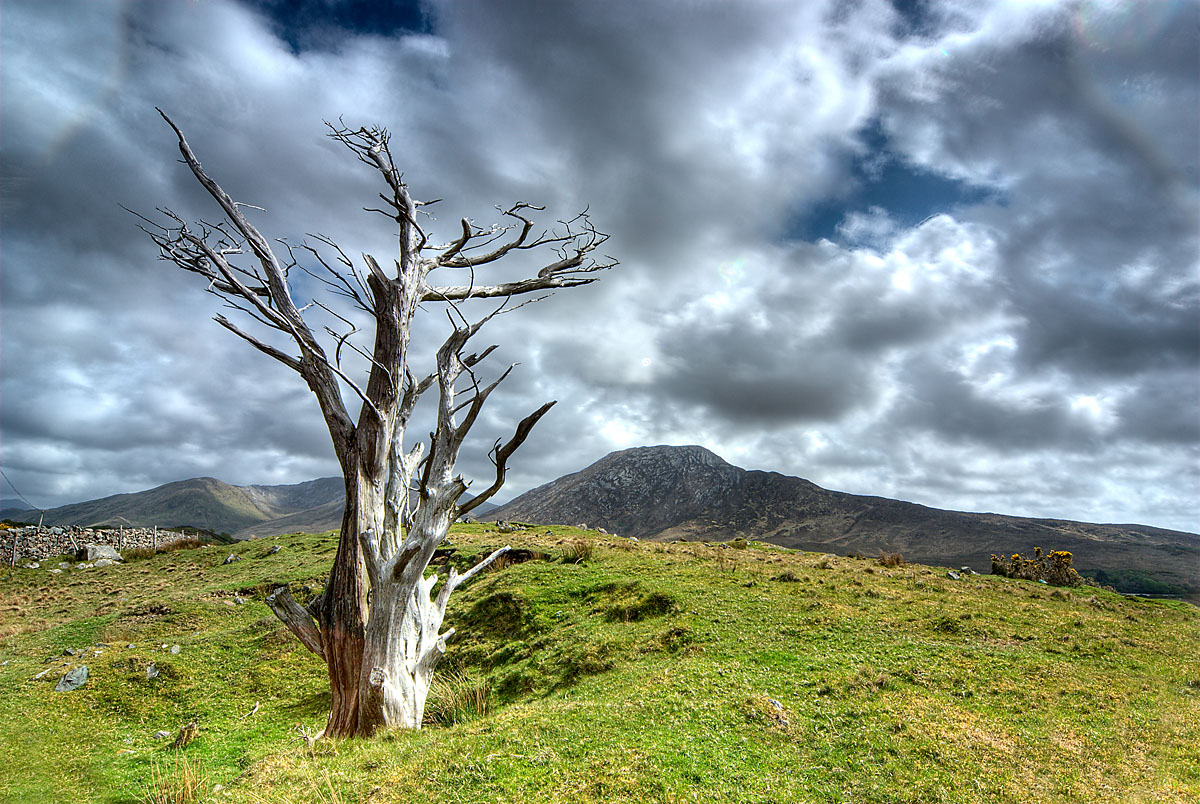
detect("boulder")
[55,665,88,692]
[77,544,122,563]
[222,553,242,565]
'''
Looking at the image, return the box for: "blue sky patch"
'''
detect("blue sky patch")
[790,119,999,244]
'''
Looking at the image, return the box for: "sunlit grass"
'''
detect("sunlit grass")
[0,525,1196,803]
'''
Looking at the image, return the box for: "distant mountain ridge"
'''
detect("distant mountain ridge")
[0,476,500,540]
[492,445,1200,598]
[0,477,345,538]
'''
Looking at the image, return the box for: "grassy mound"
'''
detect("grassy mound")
[1,526,1197,803]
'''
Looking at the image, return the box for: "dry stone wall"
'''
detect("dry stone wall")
[2,525,193,565]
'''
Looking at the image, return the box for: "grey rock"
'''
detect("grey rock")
[126,644,136,649]
[58,562,71,569]
[169,645,181,655]
[146,662,159,680]
[266,545,282,555]
[78,544,122,563]
[49,568,63,574]
[92,558,118,568]
[152,730,171,740]
[223,553,242,565]
[50,527,63,536]
[20,562,40,569]
[947,570,962,580]
[55,665,88,692]
[63,648,78,656]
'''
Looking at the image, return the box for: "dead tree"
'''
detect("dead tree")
[138,110,614,737]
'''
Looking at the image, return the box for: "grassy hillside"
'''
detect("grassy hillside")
[1,528,1197,803]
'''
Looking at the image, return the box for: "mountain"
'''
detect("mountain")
[491,445,1200,598]
[0,477,344,538]
[0,477,502,540]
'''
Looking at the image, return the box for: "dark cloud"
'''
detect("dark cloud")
[1,0,1196,533]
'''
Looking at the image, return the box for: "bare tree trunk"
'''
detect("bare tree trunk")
[145,112,612,738]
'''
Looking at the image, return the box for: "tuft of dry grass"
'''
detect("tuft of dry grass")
[142,754,210,804]
[879,551,906,568]
[561,539,594,564]
[424,668,491,725]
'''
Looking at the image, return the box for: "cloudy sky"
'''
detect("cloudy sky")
[2,0,1197,533]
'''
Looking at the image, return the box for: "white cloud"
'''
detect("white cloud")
[1,0,1195,534]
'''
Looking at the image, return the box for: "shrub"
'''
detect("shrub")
[729,537,749,550]
[123,547,158,562]
[991,547,1085,587]
[879,551,905,568]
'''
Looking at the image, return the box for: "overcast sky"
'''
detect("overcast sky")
[2,0,1197,533]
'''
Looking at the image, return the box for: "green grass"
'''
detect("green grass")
[1,527,1197,803]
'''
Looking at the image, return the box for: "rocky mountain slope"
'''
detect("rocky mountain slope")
[492,445,1200,597]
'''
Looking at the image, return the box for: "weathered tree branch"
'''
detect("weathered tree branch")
[266,587,326,659]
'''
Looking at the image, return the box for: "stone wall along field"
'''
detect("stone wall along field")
[1,525,195,565]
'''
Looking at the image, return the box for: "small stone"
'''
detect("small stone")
[222,553,241,565]
[960,566,975,575]
[92,558,117,568]
[20,562,39,570]
[146,663,159,680]
[55,665,88,692]
[63,648,78,656]
[947,570,962,580]
[234,596,248,605]
[50,527,63,536]
[58,563,71,569]
[152,730,171,740]
[266,545,282,555]
[127,644,136,649]
[49,568,63,574]
[170,645,181,655]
